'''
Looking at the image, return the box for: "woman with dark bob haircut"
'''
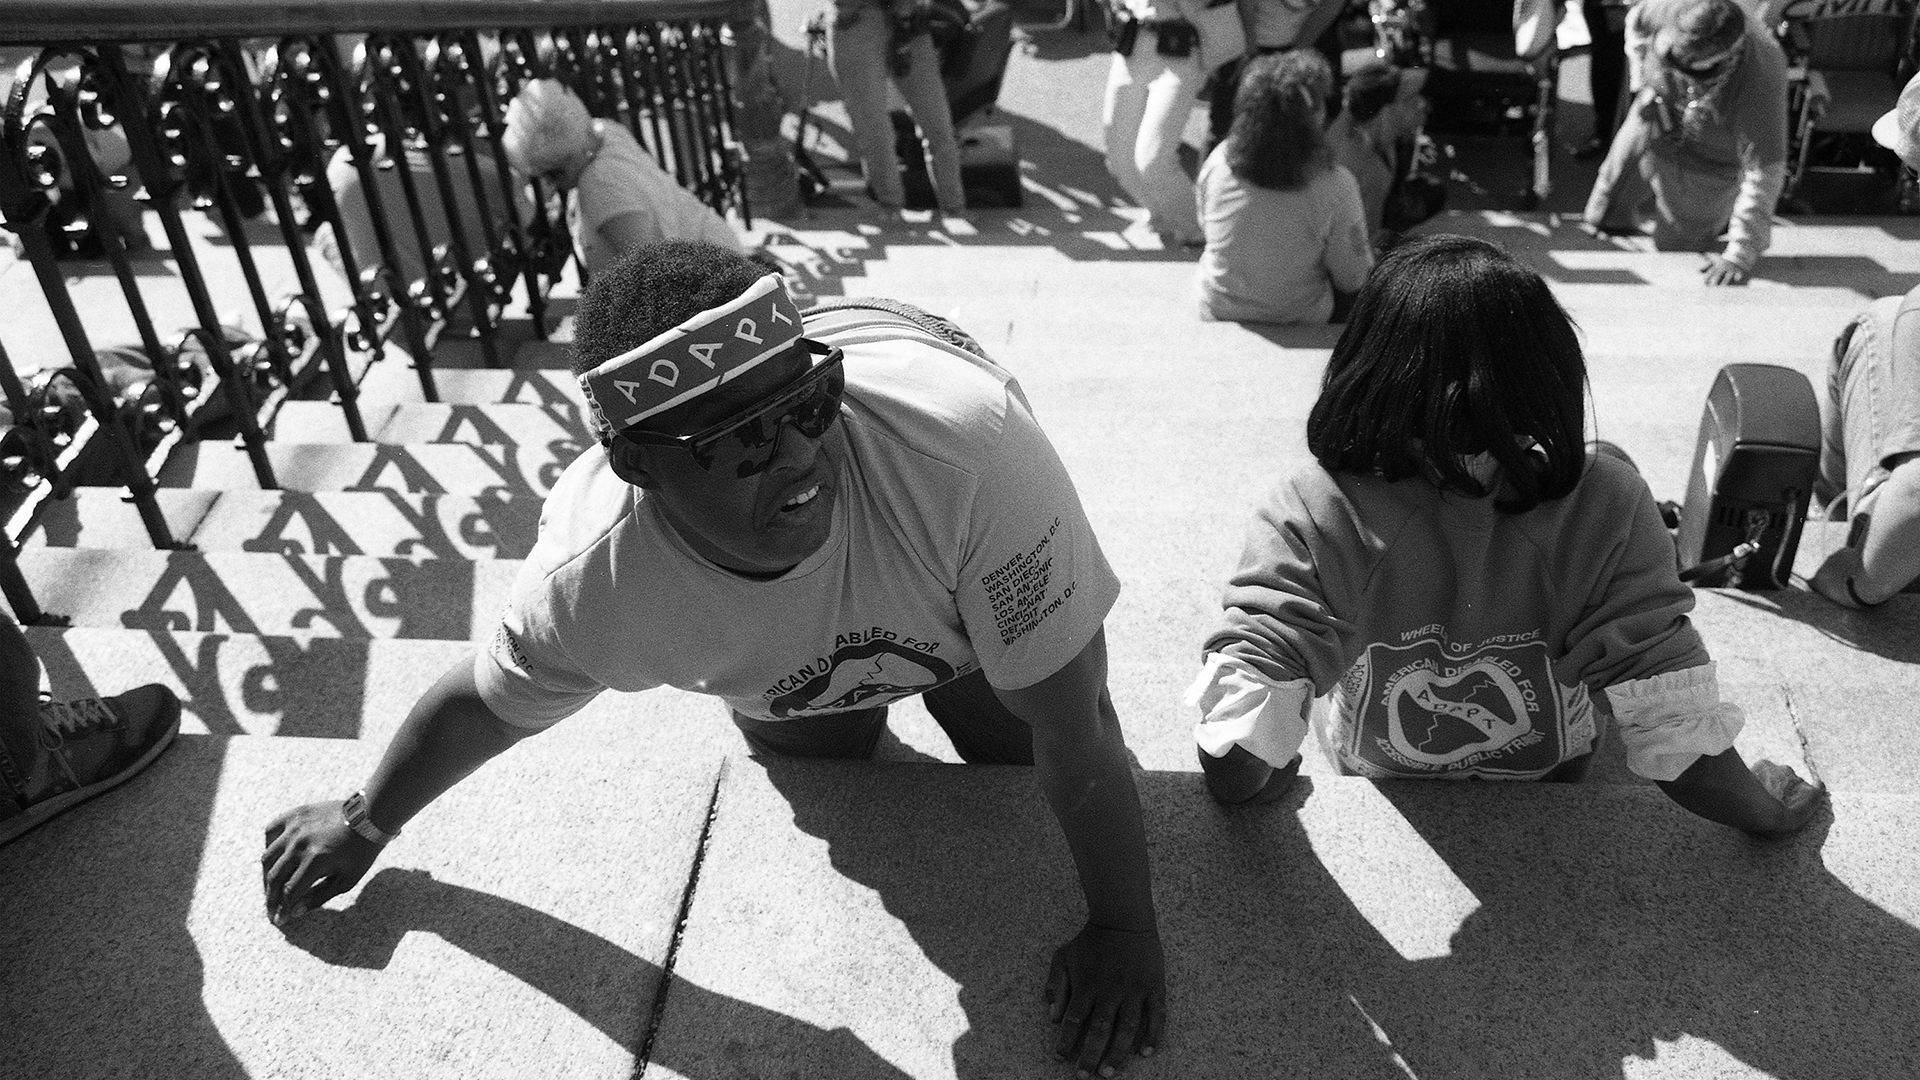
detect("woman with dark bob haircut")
[1194,49,1372,325]
[1309,232,1585,514]
[1186,234,1825,844]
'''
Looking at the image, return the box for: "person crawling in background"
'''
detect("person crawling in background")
[1186,234,1825,839]
[499,78,748,274]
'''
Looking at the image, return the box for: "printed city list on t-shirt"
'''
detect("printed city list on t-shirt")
[983,516,1078,646]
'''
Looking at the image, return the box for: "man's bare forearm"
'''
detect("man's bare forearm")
[1034,722,1159,933]
[360,657,537,834]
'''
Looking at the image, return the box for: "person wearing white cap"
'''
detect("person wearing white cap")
[1582,0,1787,286]
[499,79,745,276]
[261,241,1167,1076]
[1805,73,1920,608]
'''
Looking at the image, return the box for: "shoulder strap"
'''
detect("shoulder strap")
[801,297,992,360]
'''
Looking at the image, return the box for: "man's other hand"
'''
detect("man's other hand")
[263,800,383,927]
[1046,922,1167,1077]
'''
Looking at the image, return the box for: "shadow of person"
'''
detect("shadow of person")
[1363,782,1920,1078]
[285,866,915,1078]
[0,734,251,1080]
[738,760,1920,1077]
[749,761,1436,1078]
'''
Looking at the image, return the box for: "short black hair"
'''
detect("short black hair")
[571,240,769,377]
[1305,234,1587,514]
[1227,49,1334,192]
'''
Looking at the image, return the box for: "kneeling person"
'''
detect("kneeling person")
[261,241,1165,1074]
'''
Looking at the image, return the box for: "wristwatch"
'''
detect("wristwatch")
[342,790,399,845]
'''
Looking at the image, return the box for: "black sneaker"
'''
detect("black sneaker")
[1,685,181,845]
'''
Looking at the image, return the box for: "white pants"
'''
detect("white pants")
[1102,41,1202,243]
[831,6,967,213]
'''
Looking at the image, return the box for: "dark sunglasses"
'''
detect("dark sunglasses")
[610,339,845,478]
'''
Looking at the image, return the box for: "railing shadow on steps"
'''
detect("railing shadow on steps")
[0,0,760,624]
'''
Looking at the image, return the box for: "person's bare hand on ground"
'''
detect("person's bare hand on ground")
[263,801,383,926]
[1046,922,1167,1077]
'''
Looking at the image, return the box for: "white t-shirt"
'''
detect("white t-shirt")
[1194,145,1373,325]
[475,313,1121,727]
[572,120,744,274]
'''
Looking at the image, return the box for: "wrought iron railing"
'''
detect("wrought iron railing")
[0,0,765,622]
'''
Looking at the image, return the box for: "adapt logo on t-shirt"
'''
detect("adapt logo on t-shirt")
[763,628,957,718]
[1338,632,1572,779]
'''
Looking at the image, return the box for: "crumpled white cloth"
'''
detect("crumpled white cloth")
[1603,662,1745,781]
[1186,652,1312,770]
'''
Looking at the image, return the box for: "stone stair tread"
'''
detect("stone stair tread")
[156,440,580,497]
[273,400,590,446]
[16,545,522,641]
[0,730,720,1080]
[425,368,588,407]
[187,488,542,559]
[20,487,223,551]
[20,623,723,743]
[653,763,1920,1080]
[19,487,543,559]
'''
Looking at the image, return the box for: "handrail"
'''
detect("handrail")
[0,1,749,44]
[0,0,781,627]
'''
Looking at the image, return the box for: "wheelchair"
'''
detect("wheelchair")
[1776,0,1920,213]
[1366,0,1562,209]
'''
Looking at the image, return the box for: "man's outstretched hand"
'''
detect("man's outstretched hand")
[1046,923,1166,1077]
[263,800,383,926]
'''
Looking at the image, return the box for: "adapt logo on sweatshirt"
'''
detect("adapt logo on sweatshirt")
[1338,634,1584,779]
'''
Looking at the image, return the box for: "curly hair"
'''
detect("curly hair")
[570,240,769,377]
[1226,49,1334,192]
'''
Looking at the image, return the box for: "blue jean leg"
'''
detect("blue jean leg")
[1826,293,1920,510]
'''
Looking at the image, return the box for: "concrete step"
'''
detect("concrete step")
[427,368,588,408]
[16,546,521,641]
[191,489,542,559]
[651,761,1920,1079]
[21,488,225,551]
[271,401,590,446]
[0,729,720,1080]
[157,440,581,497]
[19,623,727,743]
[21,488,543,559]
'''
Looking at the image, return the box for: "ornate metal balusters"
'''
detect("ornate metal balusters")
[204,36,370,443]
[693,20,750,226]
[362,31,501,369]
[100,42,279,489]
[266,35,395,392]
[424,32,512,338]
[0,48,181,544]
[612,24,681,182]
[314,33,439,402]
[494,30,579,299]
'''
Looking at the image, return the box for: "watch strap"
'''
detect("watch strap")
[342,790,399,844]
